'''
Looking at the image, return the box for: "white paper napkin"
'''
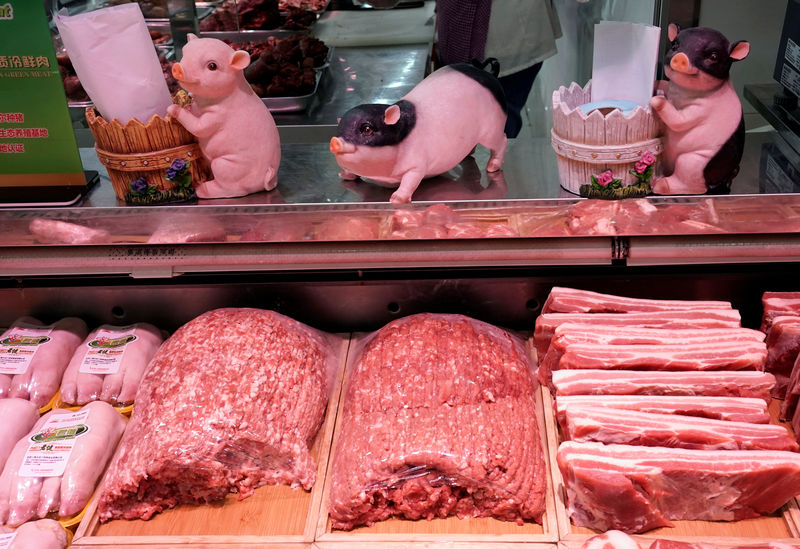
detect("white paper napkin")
[591,21,661,108]
[55,3,173,123]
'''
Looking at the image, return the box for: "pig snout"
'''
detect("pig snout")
[330,137,356,155]
[669,52,698,75]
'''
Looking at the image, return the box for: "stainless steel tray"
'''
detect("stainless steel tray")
[262,68,323,112]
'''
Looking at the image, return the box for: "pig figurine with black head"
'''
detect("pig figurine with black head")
[649,24,749,195]
[167,34,281,199]
[330,63,508,204]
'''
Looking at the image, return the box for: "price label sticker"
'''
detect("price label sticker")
[79,325,138,375]
[19,409,90,478]
[0,323,53,375]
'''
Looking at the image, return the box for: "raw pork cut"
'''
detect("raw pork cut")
[60,323,163,406]
[561,405,797,451]
[328,313,546,530]
[557,340,766,373]
[552,369,775,403]
[650,542,796,549]
[581,530,643,549]
[0,519,68,549]
[555,394,770,424]
[0,399,39,471]
[542,287,732,314]
[533,310,741,357]
[781,353,800,421]
[98,308,334,521]
[0,401,126,526]
[1,317,87,407]
[763,316,800,398]
[761,291,800,332]
[557,441,800,533]
[539,324,764,384]
[29,218,111,245]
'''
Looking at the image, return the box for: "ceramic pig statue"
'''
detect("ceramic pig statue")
[167,34,280,198]
[329,63,508,204]
[649,24,749,195]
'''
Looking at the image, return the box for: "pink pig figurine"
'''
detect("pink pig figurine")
[166,34,280,199]
[329,62,508,204]
[649,24,749,195]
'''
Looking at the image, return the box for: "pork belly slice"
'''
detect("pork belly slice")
[552,369,775,403]
[761,291,800,332]
[329,313,546,530]
[539,325,765,385]
[555,394,770,425]
[558,340,767,373]
[562,405,797,451]
[557,441,800,533]
[764,316,800,398]
[533,309,742,358]
[782,354,800,421]
[543,287,733,314]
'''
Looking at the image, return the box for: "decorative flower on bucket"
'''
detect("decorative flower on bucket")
[630,151,656,185]
[165,158,191,188]
[591,169,622,190]
[128,176,157,197]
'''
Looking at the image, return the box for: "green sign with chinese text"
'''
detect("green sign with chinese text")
[0,1,84,189]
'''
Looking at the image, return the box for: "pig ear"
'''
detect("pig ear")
[667,23,680,42]
[729,40,750,61]
[384,104,401,125]
[187,33,198,42]
[230,50,251,71]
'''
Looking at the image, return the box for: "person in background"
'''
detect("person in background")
[435,0,563,139]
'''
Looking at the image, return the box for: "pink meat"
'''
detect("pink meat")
[446,222,484,238]
[0,402,125,525]
[28,218,111,245]
[390,225,449,239]
[568,200,620,236]
[542,286,732,314]
[558,340,766,373]
[239,220,310,242]
[315,216,380,241]
[485,224,518,237]
[781,353,800,421]
[761,291,800,332]
[98,308,332,521]
[328,313,546,530]
[539,324,764,385]
[533,309,742,358]
[562,405,797,451]
[60,323,163,406]
[147,215,227,243]
[2,519,68,549]
[423,203,461,225]
[557,441,800,533]
[555,394,770,425]
[4,317,87,408]
[763,316,800,398]
[390,209,425,231]
[552,369,775,403]
[0,399,39,471]
[649,541,717,549]
[580,530,643,549]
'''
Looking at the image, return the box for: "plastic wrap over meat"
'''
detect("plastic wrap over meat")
[329,313,546,530]
[1,317,87,408]
[0,399,39,471]
[580,530,643,549]
[60,323,163,406]
[0,518,68,549]
[0,401,126,526]
[98,308,340,521]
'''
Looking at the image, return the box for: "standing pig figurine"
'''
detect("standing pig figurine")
[330,63,507,204]
[167,34,280,198]
[649,24,749,195]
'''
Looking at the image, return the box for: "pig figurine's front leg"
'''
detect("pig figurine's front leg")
[390,169,426,205]
[167,104,218,139]
[649,95,708,194]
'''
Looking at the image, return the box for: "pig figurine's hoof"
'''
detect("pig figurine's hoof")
[653,24,749,195]
[168,34,281,198]
[339,169,359,181]
[330,62,508,204]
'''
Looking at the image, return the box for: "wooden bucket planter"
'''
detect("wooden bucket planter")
[551,81,662,195]
[86,106,212,202]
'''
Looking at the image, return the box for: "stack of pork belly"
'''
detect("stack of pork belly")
[762,293,800,436]
[538,287,800,533]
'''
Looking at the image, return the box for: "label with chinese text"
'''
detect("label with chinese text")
[0,532,17,549]
[19,409,90,477]
[79,325,138,375]
[0,322,53,374]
